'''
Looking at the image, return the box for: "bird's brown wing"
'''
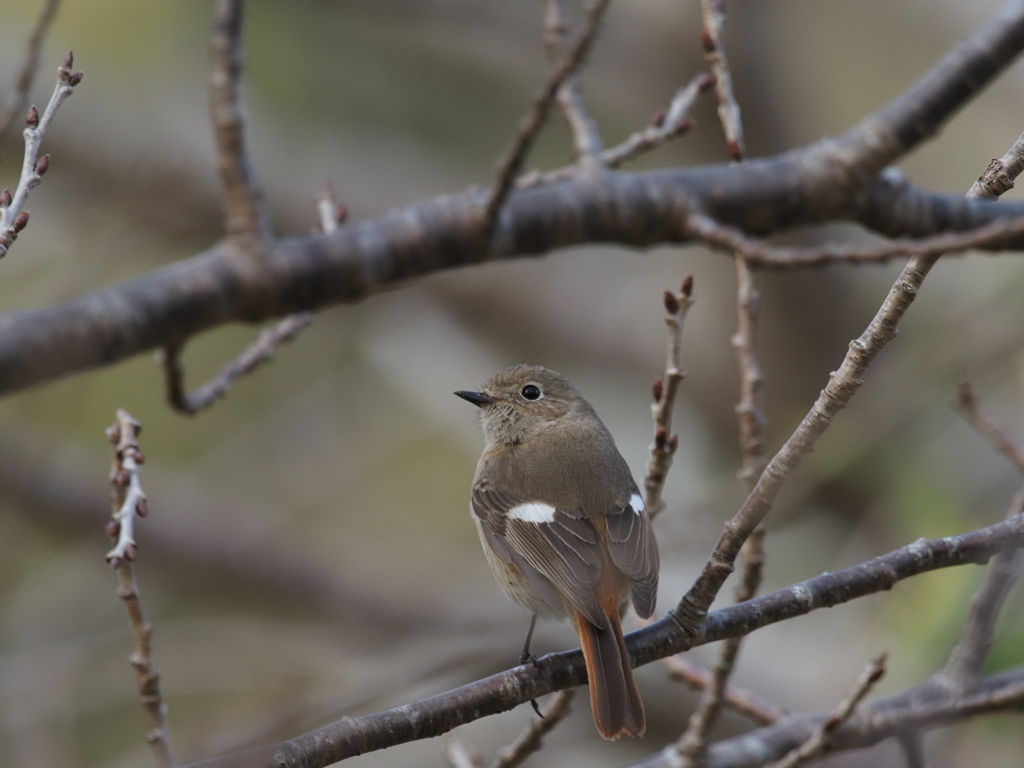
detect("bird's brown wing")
[605,489,659,619]
[472,486,607,627]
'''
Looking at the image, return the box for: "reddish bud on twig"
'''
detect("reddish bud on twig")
[63,51,74,69]
[0,189,10,207]
[136,498,149,517]
[655,426,668,449]
[26,105,39,128]
[336,203,348,224]
[108,556,122,569]
[668,434,679,453]
[125,544,138,561]
[697,72,717,92]
[134,450,146,465]
[652,376,664,403]
[700,28,716,53]
[664,290,680,314]
[35,154,50,176]
[682,275,694,297]
[114,469,130,486]
[12,212,29,233]
[106,519,121,538]
[649,105,667,128]
[69,72,84,87]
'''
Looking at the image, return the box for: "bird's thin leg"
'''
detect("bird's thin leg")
[520,613,539,665]
[520,613,544,718]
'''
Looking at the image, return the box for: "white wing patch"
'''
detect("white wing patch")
[629,493,645,516]
[508,501,558,524]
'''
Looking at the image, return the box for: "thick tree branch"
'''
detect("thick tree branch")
[0,3,1023,397]
[179,515,1024,768]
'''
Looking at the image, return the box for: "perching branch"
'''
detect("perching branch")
[179,513,1024,768]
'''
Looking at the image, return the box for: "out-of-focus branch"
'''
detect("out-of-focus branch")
[0,51,81,259]
[671,112,1024,644]
[519,72,714,187]
[160,313,312,414]
[0,0,62,150]
[644,277,694,519]
[105,410,173,768]
[765,654,887,768]
[210,0,271,242]
[954,378,1024,475]
[663,655,786,726]
[543,0,603,167]
[178,514,1024,768]
[488,689,576,768]
[481,0,611,237]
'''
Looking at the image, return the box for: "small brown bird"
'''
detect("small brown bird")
[456,364,659,739]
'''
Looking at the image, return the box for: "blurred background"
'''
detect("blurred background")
[1,1,1023,766]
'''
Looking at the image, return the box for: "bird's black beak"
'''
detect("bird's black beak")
[454,390,494,408]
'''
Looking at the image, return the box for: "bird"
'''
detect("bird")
[455,364,659,739]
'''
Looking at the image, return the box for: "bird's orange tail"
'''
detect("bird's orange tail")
[573,610,645,739]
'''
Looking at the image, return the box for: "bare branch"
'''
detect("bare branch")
[210,0,272,242]
[443,736,482,768]
[954,377,1024,475]
[178,515,1024,768]
[105,409,173,768]
[481,0,612,237]
[765,654,887,768]
[663,655,786,726]
[644,276,694,519]
[0,51,81,259]
[944,486,1024,689]
[518,71,714,187]
[672,113,1024,642]
[489,689,576,768]
[544,0,603,167]
[2,4,1024,396]
[161,313,311,415]
[700,0,745,160]
[0,0,62,150]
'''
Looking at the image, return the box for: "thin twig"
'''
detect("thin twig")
[315,182,347,234]
[210,0,272,241]
[105,410,173,768]
[764,654,887,768]
[161,313,312,415]
[672,129,1024,639]
[518,72,714,188]
[700,0,745,161]
[663,655,786,726]
[897,731,927,768]
[481,0,612,239]
[967,128,1024,200]
[943,485,1024,689]
[443,735,483,768]
[684,203,1024,268]
[0,51,81,259]
[488,689,576,768]
[674,5,766,760]
[544,0,603,167]
[644,276,695,520]
[954,378,1024,475]
[0,0,62,151]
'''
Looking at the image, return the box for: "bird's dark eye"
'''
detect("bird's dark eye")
[521,384,542,401]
